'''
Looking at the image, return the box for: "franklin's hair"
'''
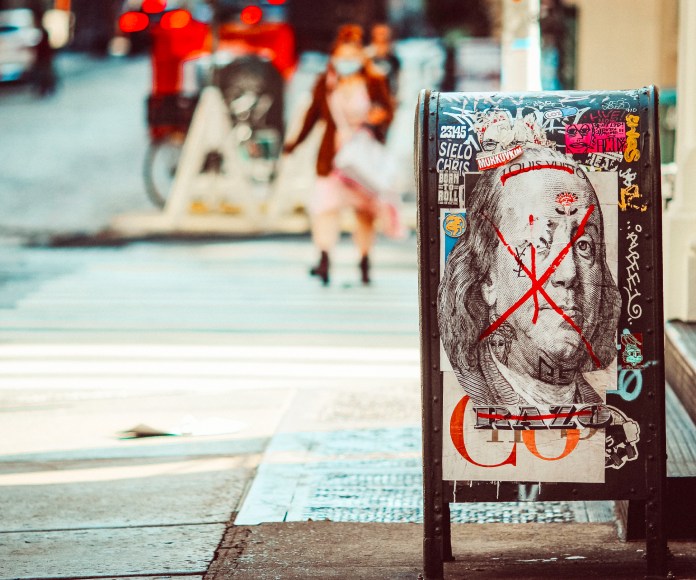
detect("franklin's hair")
[438,145,621,375]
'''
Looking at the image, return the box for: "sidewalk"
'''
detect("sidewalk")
[202,349,696,579]
[200,316,696,579]
[207,521,696,579]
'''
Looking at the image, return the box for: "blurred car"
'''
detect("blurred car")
[0,8,41,82]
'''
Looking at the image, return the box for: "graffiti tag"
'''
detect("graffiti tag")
[623,223,643,323]
[624,115,641,162]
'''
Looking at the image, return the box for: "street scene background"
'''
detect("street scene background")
[1,0,695,578]
[0,39,434,579]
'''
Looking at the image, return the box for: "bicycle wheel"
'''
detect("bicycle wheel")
[143,136,183,208]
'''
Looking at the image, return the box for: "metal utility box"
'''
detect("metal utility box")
[416,87,666,579]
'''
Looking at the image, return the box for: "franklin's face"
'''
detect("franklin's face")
[482,166,605,370]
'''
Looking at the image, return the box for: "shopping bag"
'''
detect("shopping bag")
[332,128,399,198]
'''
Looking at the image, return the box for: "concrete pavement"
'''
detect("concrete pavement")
[206,521,696,579]
[0,235,420,579]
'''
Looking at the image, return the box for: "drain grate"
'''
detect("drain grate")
[293,458,614,524]
[236,426,616,525]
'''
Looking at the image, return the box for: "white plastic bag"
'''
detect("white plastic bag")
[333,128,399,198]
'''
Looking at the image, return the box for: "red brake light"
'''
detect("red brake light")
[267,0,286,4]
[240,6,262,25]
[119,11,149,33]
[160,9,192,30]
[142,0,166,14]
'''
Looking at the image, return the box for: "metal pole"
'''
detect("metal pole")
[500,0,542,91]
[441,491,454,562]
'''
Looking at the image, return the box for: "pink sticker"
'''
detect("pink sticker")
[566,122,627,154]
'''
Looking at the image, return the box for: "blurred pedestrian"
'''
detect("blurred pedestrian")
[366,24,400,103]
[32,16,57,97]
[284,25,394,286]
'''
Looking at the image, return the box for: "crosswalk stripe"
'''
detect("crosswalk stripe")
[2,261,419,334]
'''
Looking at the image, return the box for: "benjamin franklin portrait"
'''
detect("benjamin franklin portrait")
[438,145,621,406]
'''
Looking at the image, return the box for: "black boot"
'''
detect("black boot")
[359,255,370,285]
[310,251,330,285]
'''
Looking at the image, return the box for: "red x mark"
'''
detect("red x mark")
[479,204,601,368]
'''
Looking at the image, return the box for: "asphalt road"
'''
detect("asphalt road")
[0,42,437,242]
[0,54,152,238]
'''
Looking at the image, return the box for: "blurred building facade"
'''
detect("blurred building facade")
[568,0,677,90]
[69,0,120,54]
[288,0,387,53]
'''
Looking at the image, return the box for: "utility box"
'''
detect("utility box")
[415,87,667,579]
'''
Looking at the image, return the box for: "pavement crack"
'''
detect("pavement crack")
[204,522,252,579]
[0,521,227,534]
[16,574,204,580]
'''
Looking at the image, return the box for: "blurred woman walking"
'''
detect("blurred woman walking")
[284,25,394,286]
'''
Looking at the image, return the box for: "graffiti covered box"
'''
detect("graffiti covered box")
[417,88,664,488]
